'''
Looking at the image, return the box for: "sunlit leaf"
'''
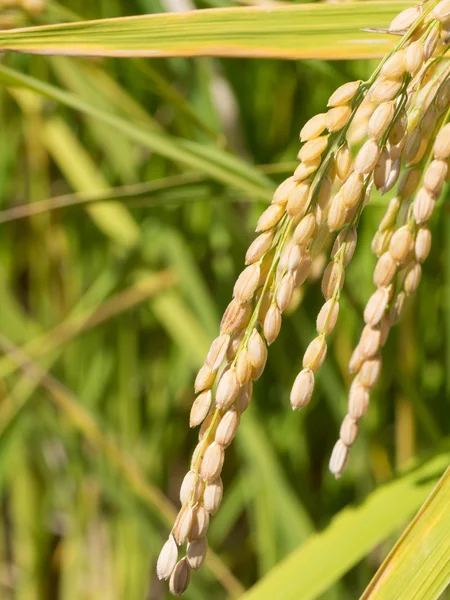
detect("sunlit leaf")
[0,3,409,60]
[361,464,450,600]
[240,453,449,600]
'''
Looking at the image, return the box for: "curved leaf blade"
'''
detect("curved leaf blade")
[240,453,449,600]
[0,2,409,60]
[361,464,450,600]
[0,64,273,200]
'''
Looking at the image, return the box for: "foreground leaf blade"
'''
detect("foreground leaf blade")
[240,453,449,600]
[0,3,409,60]
[361,464,450,600]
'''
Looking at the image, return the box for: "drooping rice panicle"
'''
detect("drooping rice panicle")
[159,2,450,592]
[330,105,450,479]
[289,27,432,410]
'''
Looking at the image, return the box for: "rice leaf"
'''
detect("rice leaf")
[240,452,449,600]
[0,64,273,200]
[43,116,140,246]
[361,464,450,600]
[0,3,409,60]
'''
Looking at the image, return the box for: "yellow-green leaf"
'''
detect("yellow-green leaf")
[361,464,450,600]
[0,2,409,60]
[43,116,140,246]
[240,452,449,600]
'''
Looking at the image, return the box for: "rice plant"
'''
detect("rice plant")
[0,0,448,599]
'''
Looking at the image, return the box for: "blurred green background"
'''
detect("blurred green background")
[0,1,449,599]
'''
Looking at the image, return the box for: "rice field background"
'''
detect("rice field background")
[0,1,449,599]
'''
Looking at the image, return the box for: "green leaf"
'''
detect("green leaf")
[0,173,210,224]
[238,413,314,574]
[0,3,409,60]
[43,115,140,246]
[240,452,449,600]
[361,464,450,600]
[0,64,273,200]
[150,291,211,366]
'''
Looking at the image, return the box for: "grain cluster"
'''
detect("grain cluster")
[159,1,450,594]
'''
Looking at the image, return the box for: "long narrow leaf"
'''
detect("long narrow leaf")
[0,3,408,60]
[361,465,450,600]
[43,116,140,245]
[0,65,273,199]
[240,453,449,600]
